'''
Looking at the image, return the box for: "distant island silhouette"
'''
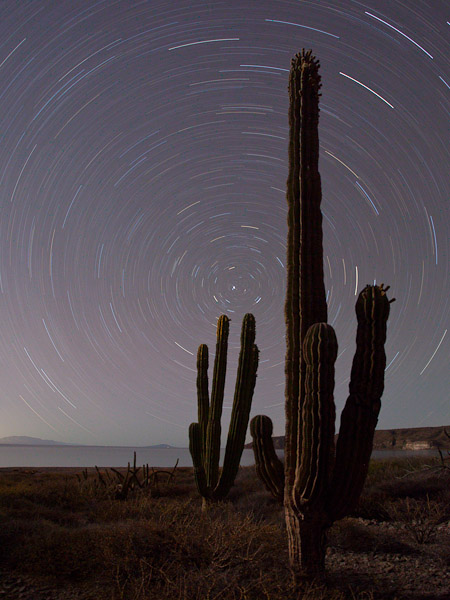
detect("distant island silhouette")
[0,436,74,446]
[0,436,175,448]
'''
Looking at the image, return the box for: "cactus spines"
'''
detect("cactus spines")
[250,414,284,501]
[189,314,258,505]
[250,50,393,582]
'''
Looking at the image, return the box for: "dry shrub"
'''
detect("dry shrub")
[384,494,449,544]
[1,518,104,578]
[364,456,442,488]
[93,501,289,599]
[353,456,450,522]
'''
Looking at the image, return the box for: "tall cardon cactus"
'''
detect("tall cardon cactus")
[250,50,394,581]
[189,314,258,507]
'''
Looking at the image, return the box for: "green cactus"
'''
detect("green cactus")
[250,50,393,581]
[189,314,259,506]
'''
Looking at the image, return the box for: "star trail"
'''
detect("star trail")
[0,1,448,447]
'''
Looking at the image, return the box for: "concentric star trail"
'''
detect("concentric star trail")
[0,0,448,446]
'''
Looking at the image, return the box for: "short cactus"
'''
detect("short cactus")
[189,314,258,506]
[250,415,284,501]
[250,50,394,582]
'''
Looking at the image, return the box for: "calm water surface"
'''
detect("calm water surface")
[0,445,439,468]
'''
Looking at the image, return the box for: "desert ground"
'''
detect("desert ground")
[0,455,449,599]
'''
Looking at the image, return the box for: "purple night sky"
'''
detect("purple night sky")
[0,1,448,446]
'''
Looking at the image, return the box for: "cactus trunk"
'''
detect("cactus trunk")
[285,50,328,500]
[285,509,328,581]
[284,50,329,581]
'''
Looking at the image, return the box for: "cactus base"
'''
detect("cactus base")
[286,506,328,582]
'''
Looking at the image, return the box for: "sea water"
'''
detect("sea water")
[0,444,439,469]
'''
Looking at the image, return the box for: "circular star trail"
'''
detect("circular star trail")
[0,0,448,446]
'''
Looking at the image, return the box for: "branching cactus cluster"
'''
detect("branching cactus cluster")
[250,50,394,581]
[189,314,258,507]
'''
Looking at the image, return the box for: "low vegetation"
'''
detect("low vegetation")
[0,456,449,599]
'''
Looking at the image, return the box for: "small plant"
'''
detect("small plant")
[76,452,178,499]
[387,495,447,544]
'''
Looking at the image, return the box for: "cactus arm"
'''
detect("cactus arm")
[216,346,258,498]
[196,344,209,460]
[293,323,337,509]
[217,314,259,497]
[327,285,391,521]
[188,422,209,498]
[205,315,229,490]
[250,414,284,502]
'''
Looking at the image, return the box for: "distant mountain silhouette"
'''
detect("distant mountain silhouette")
[0,436,177,448]
[0,436,72,446]
[245,425,450,451]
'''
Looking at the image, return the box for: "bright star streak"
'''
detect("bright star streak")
[168,38,239,50]
[240,64,289,72]
[439,75,450,90]
[385,351,400,371]
[57,406,94,434]
[325,150,359,178]
[420,330,447,375]
[429,215,438,264]
[19,394,60,433]
[174,341,194,355]
[177,201,200,215]
[42,319,64,362]
[0,38,26,69]
[265,19,339,39]
[339,72,394,109]
[365,12,433,59]
[355,181,379,215]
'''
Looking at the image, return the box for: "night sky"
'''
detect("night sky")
[0,1,448,447]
